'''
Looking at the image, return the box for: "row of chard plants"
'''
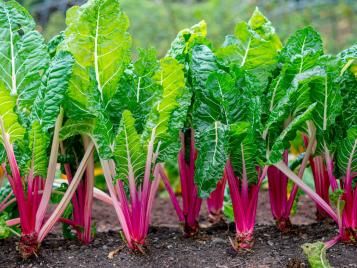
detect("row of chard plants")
[0,0,356,264]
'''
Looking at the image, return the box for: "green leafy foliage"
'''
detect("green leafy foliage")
[302,242,331,268]
[336,127,357,174]
[60,0,131,103]
[0,0,49,123]
[59,0,132,159]
[167,20,209,64]
[114,110,146,182]
[0,82,25,145]
[216,8,281,86]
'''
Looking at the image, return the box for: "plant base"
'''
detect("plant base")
[275,218,292,232]
[229,232,254,251]
[340,228,357,243]
[18,233,39,259]
[183,221,199,238]
[208,211,225,225]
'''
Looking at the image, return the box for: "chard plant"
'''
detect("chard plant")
[58,0,190,250]
[162,21,210,235]
[212,8,281,249]
[0,0,97,258]
[265,26,357,246]
[261,27,328,228]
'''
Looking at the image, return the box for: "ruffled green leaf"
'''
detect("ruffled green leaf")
[32,51,74,131]
[167,20,208,63]
[302,242,331,268]
[264,67,324,140]
[29,121,49,177]
[0,83,25,145]
[110,48,160,132]
[195,122,228,198]
[263,27,323,126]
[336,127,357,174]
[144,57,189,161]
[229,122,256,181]
[280,27,323,73]
[309,56,342,151]
[190,45,230,195]
[48,32,64,58]
[0,0,49,123]
[216,8,281,86]
[61,0,131,104]
[338,46,357,129]
[269,103,316,164]
[114,110,145,182]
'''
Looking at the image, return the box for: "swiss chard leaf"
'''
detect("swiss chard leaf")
[60,0,131,104]
[0,0,49,124]
[0,82,25,145]
[167,20,209,64]
[216,8,281,86]
[59,0,131,159]
[336,127,357,175]
[143,57,190,162]
[114,110,146,182]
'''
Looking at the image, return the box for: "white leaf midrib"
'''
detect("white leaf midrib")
[4,6,17,95]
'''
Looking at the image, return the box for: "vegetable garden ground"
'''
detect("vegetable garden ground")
[1,194,357,267]
[0,0,356,267]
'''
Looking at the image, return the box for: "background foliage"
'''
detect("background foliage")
[15,0,357,56]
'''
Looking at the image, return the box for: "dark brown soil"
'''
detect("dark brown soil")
[93,190,316,232]
[1,192,356,267]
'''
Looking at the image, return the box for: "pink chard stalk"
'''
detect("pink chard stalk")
[304,136,331,220]
[226,160,268,250]
[60,136,95,244]
[267,151,292,231]
[101,127,161,252]
[206,175,226,224]
[97,55,189,251]
[161,130,202,237]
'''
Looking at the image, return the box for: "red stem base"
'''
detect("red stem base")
[208,211,225,225]
[340,228,357,243]
[18,233,39,259]
[275,217,292,232]
[183,220,199,238]
[229,232,254,251]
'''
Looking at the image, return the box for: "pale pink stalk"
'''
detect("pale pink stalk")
[274,161,338,222]
[158,164,184,221]
[35,111,64,232]
[37,142,95,242]
[82,136,95,243]
[101,130,162,250]
[101,159,133,248]
[93,188,113,205]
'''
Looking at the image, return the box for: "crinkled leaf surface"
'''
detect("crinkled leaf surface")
[61,0,131,104]
[167,20,208,63]
[114,110,145,182]
[29,121,49,177]
[144,57,190,162]
[216,8,281,86]
[0,0,49,124]
[32,51,74,131]
[336,127,357,174]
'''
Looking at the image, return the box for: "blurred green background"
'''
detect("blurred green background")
[18,0,356,56]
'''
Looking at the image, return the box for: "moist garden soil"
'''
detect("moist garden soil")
[1,192,356,268]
